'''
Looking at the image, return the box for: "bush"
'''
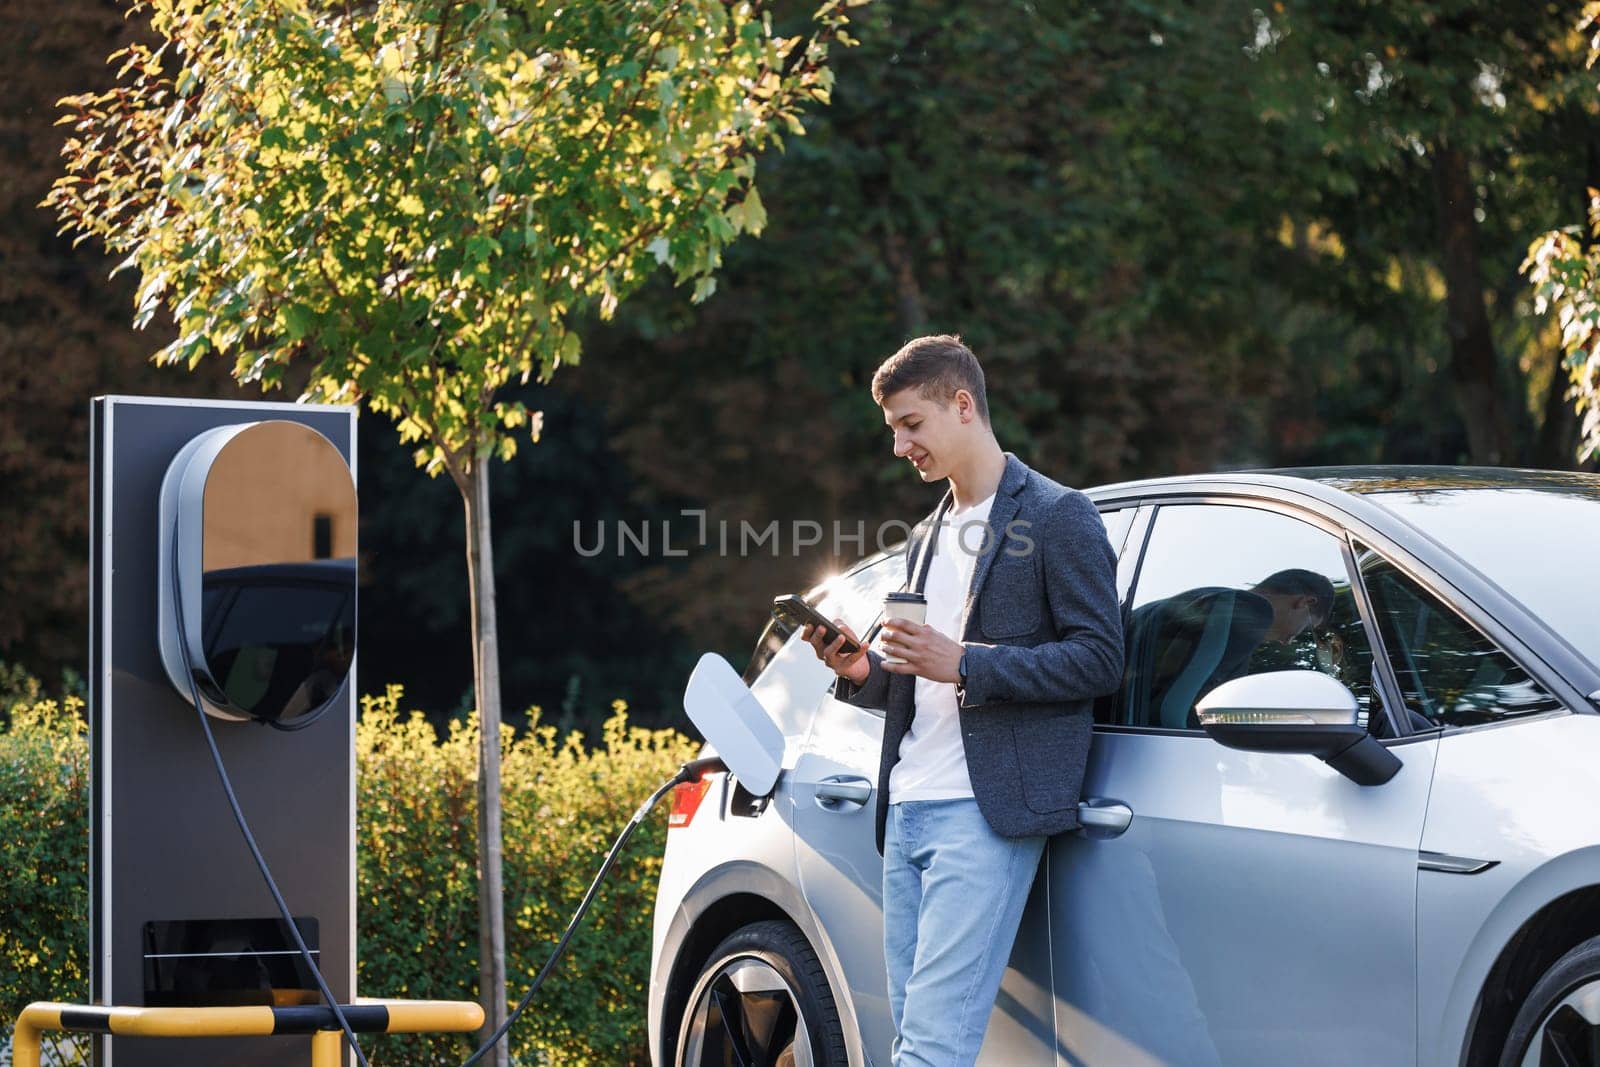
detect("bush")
[0,696,90,1044]
[358,689,698,1065]
[0,686,697,1066]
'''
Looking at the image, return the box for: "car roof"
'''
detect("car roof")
[1087,465,1600,509]
[1245,465,1600,494]
[202,557,357,584]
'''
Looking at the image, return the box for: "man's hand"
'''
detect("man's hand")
[880,619,964,683]
[802,619,870,686]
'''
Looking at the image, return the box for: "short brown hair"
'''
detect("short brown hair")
[871,334,989,423]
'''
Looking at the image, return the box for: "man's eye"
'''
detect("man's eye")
[906,422,920,430]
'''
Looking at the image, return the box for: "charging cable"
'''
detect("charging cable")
[458,753,725,1065]
[173,515,727,1065]
[170,523,372,1066]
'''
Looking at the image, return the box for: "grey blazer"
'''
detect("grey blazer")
[834,453,1124,854]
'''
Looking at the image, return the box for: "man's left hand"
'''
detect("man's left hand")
[880,620,964,683]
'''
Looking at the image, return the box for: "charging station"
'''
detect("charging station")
[10,394,778,1067]
[89,396,358,1065]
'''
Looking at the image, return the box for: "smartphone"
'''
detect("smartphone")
[772,595,861,655]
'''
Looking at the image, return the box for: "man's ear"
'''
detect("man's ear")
[955,389,974,423]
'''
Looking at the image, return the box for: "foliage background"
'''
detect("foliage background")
[0,683,695,1065]
[5,0,1599,734]
[0,691,89,1057]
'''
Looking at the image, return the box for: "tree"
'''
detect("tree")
[1244,0,1596,466]
[47,0,856,1053]
[2,0,263,690]
[1527,192,1600,462]
[1524,4,1600,463]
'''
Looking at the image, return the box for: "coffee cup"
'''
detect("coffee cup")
[881,591,927,664]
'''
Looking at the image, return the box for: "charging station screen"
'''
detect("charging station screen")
[202,564,354,721]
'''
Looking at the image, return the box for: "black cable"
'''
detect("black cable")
[172,499,725,1066]
[458,755,724,1066]
[170,521,371,1066]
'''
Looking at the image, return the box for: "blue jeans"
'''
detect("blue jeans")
[882,798,1047,1067]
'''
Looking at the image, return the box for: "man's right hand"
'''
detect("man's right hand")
[802,619,870,687]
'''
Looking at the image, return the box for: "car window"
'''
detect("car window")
[1100,507,1136,556]
[742,618,790,685]
[1375,487,1600,670]
[1355,547,1563,729]
[742,550,905,684]
[1112,504,1382,732]
[811,551,905,630]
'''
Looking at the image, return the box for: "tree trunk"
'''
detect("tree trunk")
[1432,144,1515,465]
[1532,348,1579,469]
[882,228,927,337]
[463,459,509,1067]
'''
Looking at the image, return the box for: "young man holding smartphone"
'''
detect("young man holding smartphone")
[802,335,1124,1067]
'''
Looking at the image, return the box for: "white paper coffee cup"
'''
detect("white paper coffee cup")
[881,592,927,664]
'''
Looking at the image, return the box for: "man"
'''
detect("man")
[801,335,1123,1066]
[1126,569,1335,730]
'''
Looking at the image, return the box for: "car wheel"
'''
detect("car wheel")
[1502,935,1600,1067]
[674,919,847,1067]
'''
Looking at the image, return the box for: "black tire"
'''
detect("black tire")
[1501,935,1600,1067]
[673,919,848,1067]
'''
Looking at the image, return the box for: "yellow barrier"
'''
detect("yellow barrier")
[11,997,486,1067]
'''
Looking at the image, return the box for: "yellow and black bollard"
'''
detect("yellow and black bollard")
[10,997,485,1067]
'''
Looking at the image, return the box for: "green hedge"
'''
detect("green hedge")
[0,687,697,1066]
[0,697,90,1036]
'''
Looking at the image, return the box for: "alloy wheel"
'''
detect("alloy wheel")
[679,955,815,1067]
[1521,977,1600,1067]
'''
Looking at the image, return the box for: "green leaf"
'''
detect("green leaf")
[726,187,766,235]
[466,235,501,264]
[283,303,314,340]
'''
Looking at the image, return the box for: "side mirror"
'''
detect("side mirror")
[1196,670,1401,786]
[157,421,357,725]
[683,653,784,796]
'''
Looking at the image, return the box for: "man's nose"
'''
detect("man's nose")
[892,433,912,457]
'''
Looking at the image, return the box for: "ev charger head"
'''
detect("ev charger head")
[682,653,784,796]
[157,420,357,725]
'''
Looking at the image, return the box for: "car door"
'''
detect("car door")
[1049,501,1439,1067]
[791,512,1138,1066]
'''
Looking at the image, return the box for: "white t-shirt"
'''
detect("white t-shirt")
[888,491,995,803]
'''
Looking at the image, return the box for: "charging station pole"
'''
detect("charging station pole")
[89,397,358,1066]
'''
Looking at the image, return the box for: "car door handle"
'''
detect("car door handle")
[815,775,873,810]
[1077,798,1133,835]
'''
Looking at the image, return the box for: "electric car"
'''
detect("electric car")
[648,467,1600,1067]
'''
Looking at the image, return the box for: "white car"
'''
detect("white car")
[649,467,1600,1067]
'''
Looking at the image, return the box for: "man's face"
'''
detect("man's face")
[880,387,971,482]
[1267,594,1323,644]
